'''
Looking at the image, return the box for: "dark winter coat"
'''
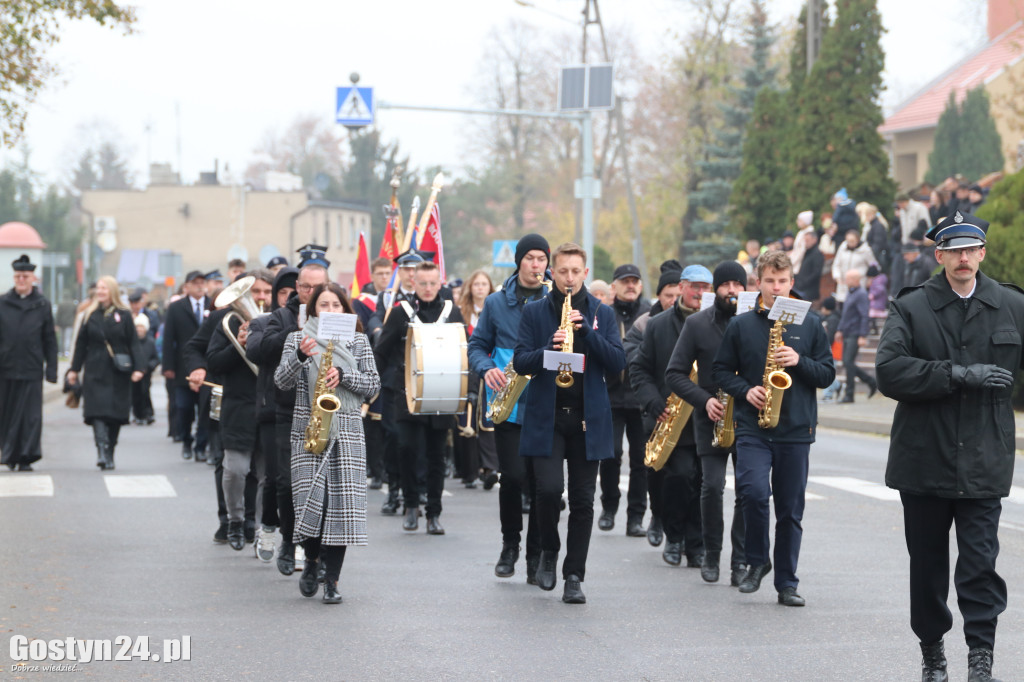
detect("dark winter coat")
[864,217,889,272]
[0,287,58,383]
[666,303,735,456]
[244,273,291,424]
[837,286,870,338]
[514,287,625,460]
[207,316,258,453]
[630,302,698,445]
[793,245,823,301]
[374,294,465,428]
[71,305,144,425]
[833,199,859,241]
[712,297,835,444]
[607,296,651,410]
[138,335,160,374]
[161,295,210,387]
[250,293,300,420]
[877,271,1024,498]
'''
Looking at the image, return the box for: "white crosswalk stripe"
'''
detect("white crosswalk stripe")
[0,474,54,497]
[103,475,177,498]
[807,476,901,502]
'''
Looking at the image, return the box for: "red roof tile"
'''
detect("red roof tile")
[879,22,1024,134]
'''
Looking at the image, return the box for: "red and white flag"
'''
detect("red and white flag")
[416,203,446,282]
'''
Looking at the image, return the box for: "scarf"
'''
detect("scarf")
[301,317,364,425]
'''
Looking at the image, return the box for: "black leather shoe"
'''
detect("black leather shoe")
[17,464,33,471]
[322,578,342,604]
[426,516,445,535]
[646,516,664,547]
[662,542,682,567]
[598,510,615,531]
[777,587,805,606]
[626,517,646,537]
[495,544,519,578]
[367,477,383,490]
[536,551,557,591]
[838,396,855,404]
[482,470,499,490]
[686,552,705,568]
[562,574,586,604]
[730,566,746,587]
[227,521,245,551]
[920,640,948,682]
[402,507,421,531]
[381,489,401,515]
[701,552,720,583]
[525,556,539,585]
[738,561,772,593]
[276,542,296,576]
[194,449,207,463]
[181,443,193,460]
[299,559,320,598]
[212,522,228,544]
[867,383,878,399]
[967,647,999,682]
[103,447,115,471]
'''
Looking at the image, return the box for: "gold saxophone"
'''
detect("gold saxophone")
[758,319,793,429]
[304,339,342,455]
[712,388,735,448]
[555,287,575,389]
[486,274,552,423]
[644,364,698,471]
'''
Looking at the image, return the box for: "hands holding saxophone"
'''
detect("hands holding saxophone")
[299,335,340,389]
[746,344,800,410]
[552,309,585,350]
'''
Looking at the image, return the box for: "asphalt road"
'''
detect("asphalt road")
[2,393,1023,681]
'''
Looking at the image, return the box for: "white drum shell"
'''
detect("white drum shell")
[405,322,468,415]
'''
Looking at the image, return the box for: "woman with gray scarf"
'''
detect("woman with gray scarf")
[274,283,380,604]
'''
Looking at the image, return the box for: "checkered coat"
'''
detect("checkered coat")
[274,331,380,546]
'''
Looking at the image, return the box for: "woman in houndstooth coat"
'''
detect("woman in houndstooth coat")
[275,283,380,604]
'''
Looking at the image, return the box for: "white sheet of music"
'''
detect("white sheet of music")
[317,312,358,343]
[736,291,759,314]
[543,351,585,373]
[768,298,812,325]
[700,292,715,310]
[297,304,307,328]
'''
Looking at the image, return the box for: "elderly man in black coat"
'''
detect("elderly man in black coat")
[0,255,58,471]
[162,270,211,460]
[876,212,1024,682]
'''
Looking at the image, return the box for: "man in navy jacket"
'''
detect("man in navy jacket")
[835,269,877,403]
[712,250,834,607]
[514,242,625,604]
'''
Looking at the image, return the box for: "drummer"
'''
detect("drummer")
[374,261,465,536]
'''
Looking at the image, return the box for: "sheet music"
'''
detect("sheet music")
[317,312,358,342]
[736,291,759,314]
[297,304,307,328]
[768,297,811,325]
[700,292,715,311]
[542,351,585,373]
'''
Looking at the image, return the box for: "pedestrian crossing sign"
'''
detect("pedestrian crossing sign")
[493,240,517,268]
[336,86,374,127]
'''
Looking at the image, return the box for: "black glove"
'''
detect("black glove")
[951,364,1014,389]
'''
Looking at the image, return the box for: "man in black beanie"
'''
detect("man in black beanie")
[468,233,550,581]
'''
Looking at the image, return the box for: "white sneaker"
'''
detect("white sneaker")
[255,525,277,563]
[293,544,305,572]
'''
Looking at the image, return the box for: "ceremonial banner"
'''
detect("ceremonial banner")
[379,214,400,263]
[417,203,446,281]
[351,232,372,295]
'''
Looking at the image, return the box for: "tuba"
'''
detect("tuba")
[644,364,698,471]
[555,287,575,389]
[758,318,793,429]
[214,275,267,376]
[304,339,342,455]
[711,388,735,448]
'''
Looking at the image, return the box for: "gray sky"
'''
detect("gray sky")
[3,0,987,188]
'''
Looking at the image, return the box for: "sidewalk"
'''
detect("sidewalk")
[817,392,1024,451]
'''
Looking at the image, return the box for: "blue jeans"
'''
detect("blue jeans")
[734,436,809,590]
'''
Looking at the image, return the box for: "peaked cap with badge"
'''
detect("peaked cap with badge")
[925,211,988,251]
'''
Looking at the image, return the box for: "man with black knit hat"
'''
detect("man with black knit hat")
[468,232,549,580]
[0,255,58,471]
[666,260,748,586]
[599,263,652,537]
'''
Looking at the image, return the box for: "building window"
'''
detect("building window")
[324,217,331,248]
[335,214,342,249]
[349,216,357,250]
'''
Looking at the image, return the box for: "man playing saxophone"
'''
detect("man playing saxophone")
[467,234,550,582]
[711,251,834,607]
[666,261,748,587]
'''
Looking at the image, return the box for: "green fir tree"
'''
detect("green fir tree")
[957,87,1004,180]
[925,92,962,185]
[730,87,791,243]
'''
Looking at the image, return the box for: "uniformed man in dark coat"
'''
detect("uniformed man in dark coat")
[0,255,58,471]
[876,212,1024,682]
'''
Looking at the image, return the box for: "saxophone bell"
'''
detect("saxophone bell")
[304,339,341,455]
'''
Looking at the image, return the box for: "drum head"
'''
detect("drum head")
[405,323,469,415]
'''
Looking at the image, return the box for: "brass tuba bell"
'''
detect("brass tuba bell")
[214,275,268,376]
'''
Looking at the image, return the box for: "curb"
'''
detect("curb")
[819,414,1024,452]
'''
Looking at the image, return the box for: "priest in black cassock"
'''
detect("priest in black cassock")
[0,255,58,471]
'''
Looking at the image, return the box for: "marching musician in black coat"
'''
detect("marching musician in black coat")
[876,212,1024,682]
[0,255,58,471]
[162,270,211,460]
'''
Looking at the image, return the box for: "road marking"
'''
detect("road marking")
[808,476,901,502]
[104,475,177,498]
[0,474,54,497]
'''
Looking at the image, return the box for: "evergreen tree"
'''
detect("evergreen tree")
[95,142,132,189]
[788,0,895,218]
[730,88,791,243]
[925,92,961,185]
[957,87,1004,179]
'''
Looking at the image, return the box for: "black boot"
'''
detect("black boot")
[381,488,401,515]
[646,516,664,547]
[525,555,539,585]
[495,544,519,578]
[701,551,720,583]
[277,540,296,575]
[93,421,111,470]
[967,647,999,682]
[662,541,682,567]
[919,641,948,682]
[227,521,245,551]
[322,578,342,604]
[402,506,421,531]
[103,443,115,471]
[299,558,320,598]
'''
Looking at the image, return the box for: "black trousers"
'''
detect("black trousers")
[165,378,178,438]
[494,422,539,559]
[397,419,448,518]
[258,421,279,528]
[174,385,207,451]
[661,443,703,553]
[363,416,385,481]
[379,388,401,489]
[600,407,648,519]
[454,430,480,482]
[900,492,1006,650]
[700,452,745,568]
[532,407,599,580]
[275,419,296,544]
[131,372,154,421]
[842,335,876,399]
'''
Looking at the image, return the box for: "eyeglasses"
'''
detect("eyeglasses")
[296,283,315,292]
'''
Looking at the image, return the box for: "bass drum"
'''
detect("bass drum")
[405,322,468,415]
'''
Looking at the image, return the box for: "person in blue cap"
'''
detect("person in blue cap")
[296,243,330,270]
[877,211,1024,682]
